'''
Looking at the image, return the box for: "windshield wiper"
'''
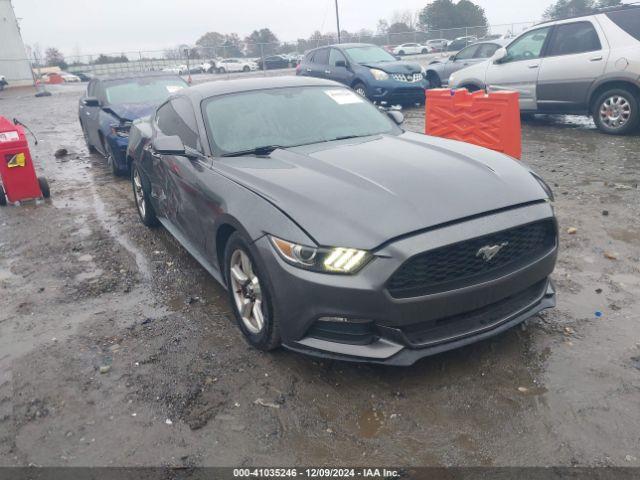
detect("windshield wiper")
[221,145,284,157]
[330,135,363,141]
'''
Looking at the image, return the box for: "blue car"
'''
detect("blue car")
[296,43,429,105]
[78,73,188,175]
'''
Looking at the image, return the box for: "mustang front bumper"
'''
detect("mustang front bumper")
[253,202,558,366]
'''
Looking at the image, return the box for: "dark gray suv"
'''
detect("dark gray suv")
[296,43,429,105]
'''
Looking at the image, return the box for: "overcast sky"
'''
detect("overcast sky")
[13,0,558,56]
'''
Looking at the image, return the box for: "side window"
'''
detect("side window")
[329,48,347,67]
[87,80,95,97]
[475,43,500,58]
[313,48,329,65]
[504,27,551,62]
[156,97,201,152]
[455,45,479,60]
[547,22,602,56]
[606,9,640,41]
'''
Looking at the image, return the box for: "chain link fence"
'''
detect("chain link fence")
[43,22,535,78]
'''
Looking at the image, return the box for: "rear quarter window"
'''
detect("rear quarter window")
[606,9,640,41]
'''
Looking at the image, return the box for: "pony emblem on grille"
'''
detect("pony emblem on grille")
[476,242,509,262]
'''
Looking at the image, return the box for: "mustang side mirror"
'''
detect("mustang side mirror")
[83,97,101,107]
[152,135,186,156]
[387,110,404,125]
[335,60,347,68]
[449,55,456,61]
[492,47,507,64]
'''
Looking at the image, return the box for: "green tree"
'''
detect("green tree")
[244,28,279,57]
[45,47,67,69]
[543,0,621,20]
[195,32,225,49]
[419,0,488,38]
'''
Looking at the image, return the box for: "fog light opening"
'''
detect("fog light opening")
[309,317,377,345]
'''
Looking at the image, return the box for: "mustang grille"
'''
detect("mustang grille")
[391,73,423,83]
[387,220,557,298]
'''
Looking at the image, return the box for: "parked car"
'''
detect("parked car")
[0,75,7,91]
[426,39,450,52]
[127,76,558,366]
[449,4,640,135]
[199,61,217,73]
[78,73,188,175]
[75,72,94,82]
[296,43,428,105]
[256,55,293,70]
[161,65,184,75]
[447,36,479,52]
[424,40,507,87]
[393,43,431,56]
[60,72,81,83]
[217,58,259,73]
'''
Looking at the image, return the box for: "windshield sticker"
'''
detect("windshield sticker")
[324,89,364,105]
[166,85,185,93]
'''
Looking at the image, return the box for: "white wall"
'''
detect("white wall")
[0,0,33,86]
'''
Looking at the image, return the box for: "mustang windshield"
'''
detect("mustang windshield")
[104,77,187,105]
[203,86,399,156]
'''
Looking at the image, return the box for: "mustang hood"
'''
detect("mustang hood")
[360,61,422,74]
[103,103,157,122]
[217,133,548,250]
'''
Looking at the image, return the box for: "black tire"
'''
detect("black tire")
[81,121,97,153]
[243,65,250,72]
[224,232,281,351]
[131,164,159,228]
[105,141,127,176]
[398,50,405,56]
[426,71,442,89]
[461,84,481,93]
[421,49,428,54]
[353,82,368,99]
[592,88,639,135]
[218,67,226,74]
[38,177,50,199]
[0,184,6,206]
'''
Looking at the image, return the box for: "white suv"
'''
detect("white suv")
[449,4,640,135]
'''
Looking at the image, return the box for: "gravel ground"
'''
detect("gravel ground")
[0,81,639,467]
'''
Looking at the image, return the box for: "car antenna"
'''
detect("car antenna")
[13,118,39,145]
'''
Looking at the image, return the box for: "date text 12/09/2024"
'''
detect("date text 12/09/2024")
[233,468,401,478]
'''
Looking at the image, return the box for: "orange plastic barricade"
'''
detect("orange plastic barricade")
[425,88,522,160]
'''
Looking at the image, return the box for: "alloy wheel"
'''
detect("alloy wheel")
[229,249,265,334]
[133,169,146,218]
[600,95,631,129]
[355,86,366,97]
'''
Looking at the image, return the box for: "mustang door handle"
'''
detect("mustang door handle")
[325,70,331,74]
[528,64,539,69]
[590,56,603,62]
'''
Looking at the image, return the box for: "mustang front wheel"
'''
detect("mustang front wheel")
[225,232,280,351]
[132,166,159,227]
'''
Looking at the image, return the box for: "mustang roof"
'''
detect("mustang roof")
[181,76,341,101]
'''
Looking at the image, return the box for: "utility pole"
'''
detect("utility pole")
[335,0,341,44]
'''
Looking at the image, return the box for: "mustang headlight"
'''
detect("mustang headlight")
[111,124,131,138]
[531,172,555,202]
[369,68,389,81]
[270,236,372,274]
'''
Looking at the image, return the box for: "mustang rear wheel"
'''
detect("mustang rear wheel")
[225,232,280,351]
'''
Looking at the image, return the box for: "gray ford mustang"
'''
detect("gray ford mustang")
[127,76,558,366]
